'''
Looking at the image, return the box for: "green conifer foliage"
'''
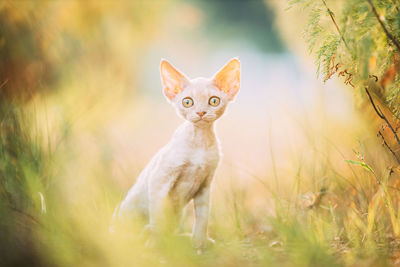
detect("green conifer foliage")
[290,0,400,118]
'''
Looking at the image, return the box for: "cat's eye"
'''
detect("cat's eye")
[182,97,194,108]
[208,96,220,106]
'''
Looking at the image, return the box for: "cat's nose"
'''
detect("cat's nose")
[196,111,207,117]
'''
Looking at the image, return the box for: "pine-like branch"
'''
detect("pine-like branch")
[321,0,349,50]
[368,0,400,53]
[392,0,400,13]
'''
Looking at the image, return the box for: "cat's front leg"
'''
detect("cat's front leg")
[145,192,171,248]
[192,184,213,252]
[148,189,170,231]
[147,174,177,239]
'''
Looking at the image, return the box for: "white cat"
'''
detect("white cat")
[116,58,240,250]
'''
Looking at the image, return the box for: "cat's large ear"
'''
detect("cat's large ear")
[160,59,190,101]
[212,58,240,101]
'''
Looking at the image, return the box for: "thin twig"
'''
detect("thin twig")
[365,87,385,119]
[367,0,400,53]
[0,79,8,90]
[378,130,400,164]
[321,0,349,50]
[10,206,43,227]
[365,87,400,149]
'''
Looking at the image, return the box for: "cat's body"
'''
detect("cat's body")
[119,120,220,221]
[116,59,240,250]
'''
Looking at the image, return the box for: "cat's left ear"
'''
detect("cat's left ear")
[212,58,240,101]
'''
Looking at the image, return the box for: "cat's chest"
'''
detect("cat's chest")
[170,146,219,201]
[179,146,219,177]
[188,147,218,168]
[170,129,220,171]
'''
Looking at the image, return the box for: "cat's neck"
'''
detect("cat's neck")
[175,121,217,148]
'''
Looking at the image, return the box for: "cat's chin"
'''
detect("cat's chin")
[189,119,214,127]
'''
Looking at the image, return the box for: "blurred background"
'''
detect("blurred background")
[1,0,395,266]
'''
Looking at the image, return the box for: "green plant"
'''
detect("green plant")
[289,0,400,163]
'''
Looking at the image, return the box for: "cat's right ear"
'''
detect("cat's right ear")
[160,59,189,101]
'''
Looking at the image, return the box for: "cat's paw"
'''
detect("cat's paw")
[206,237,215,246]
[142,224,157,248]
[196,239,215,255]
[192,236,216,254]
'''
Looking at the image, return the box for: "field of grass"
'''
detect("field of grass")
[3,91,400,267]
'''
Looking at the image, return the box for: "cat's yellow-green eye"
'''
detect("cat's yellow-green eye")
[209,96,220,106]
[182,97,194,108]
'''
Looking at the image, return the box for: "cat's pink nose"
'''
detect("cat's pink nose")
[197,111,206,117]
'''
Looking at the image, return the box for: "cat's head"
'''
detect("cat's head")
[160,58,240,126]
